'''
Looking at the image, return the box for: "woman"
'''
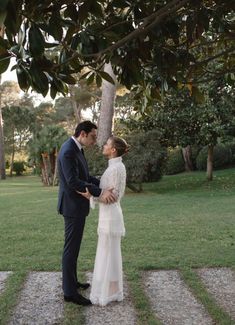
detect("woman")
[79,136,129,306]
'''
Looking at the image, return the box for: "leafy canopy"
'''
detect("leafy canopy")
[0,0,234,99]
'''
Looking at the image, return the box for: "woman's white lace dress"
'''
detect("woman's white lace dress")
[90,156,126,306]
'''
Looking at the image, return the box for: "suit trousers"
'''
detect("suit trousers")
[62,215,86,296]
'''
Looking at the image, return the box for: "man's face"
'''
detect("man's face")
[81,128,97,147]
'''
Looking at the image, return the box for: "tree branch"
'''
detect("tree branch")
[83,0,190,58]
[195,47,235,65]
[57,0,190,69]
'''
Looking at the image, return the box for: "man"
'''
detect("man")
[57,121,116,306]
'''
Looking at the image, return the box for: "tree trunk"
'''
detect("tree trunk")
[53,151,58,186]
[9,135,15,177]
[182,145,194,171]
[97,63,116,147]
[207,145,214,181]
[70,85,81,123]
[41,153,51,185]
[0,74,6,180]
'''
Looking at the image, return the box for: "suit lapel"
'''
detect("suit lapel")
[70,139,89,178]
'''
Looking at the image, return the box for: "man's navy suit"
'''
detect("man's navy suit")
[57,138,101,296]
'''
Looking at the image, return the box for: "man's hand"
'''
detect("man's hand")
[101,188,117,204]
[77,187,91,200]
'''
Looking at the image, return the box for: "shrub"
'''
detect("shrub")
[13,161,25,176]
[226,142,235,164]
[164,148,185,175]
[124,130,167,185]
[196,145,232,170]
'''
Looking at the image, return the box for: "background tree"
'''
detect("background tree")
[124,79,235,180]
[28,125,67,186]
[3,102,35,176]
[0,80,21,179]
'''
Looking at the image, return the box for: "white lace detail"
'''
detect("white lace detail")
[97,156,126,236]
[89,157,126,210]
[100,156,126,201]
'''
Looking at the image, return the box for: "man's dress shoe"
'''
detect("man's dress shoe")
[64,293,91,306]
[77,282,90,290]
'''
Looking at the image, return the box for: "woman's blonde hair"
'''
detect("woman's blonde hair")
[109,136,130,157]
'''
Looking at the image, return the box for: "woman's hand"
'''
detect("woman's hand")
[77,187,92,200]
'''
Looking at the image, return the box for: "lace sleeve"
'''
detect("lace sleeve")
[111,164,126,200]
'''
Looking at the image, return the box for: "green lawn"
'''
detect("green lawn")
[0,169,234,324]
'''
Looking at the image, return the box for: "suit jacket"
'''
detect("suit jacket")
[57,138,101,218]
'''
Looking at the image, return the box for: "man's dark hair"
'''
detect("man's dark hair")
[74,121,97,137]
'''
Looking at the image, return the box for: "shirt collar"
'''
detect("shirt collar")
[71,136,82,151]
[108,156,122,166]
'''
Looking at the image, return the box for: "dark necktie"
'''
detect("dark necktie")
[80,148,88,172]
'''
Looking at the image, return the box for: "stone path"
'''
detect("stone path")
[0,268,234,324]
[84,272,137,325]
[9,272,63,325]
[144,270,213,325]
[197,267,235,320]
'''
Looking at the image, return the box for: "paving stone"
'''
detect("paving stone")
[144,270,213,325]
[84,272,137,325]
[197,267,235,320]
[0,271,12,293]
[10,272,63,325]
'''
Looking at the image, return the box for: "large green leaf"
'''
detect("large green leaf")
[29,25,45,57]
[0,53,10,73]
[53,76,68,95]
[98,71,115,85]
[48,12,63,41]
[30,61,49,96]
[0,36,9,51]
[16,66,30,91]
[64,4,78,22]
[59,74,77,84]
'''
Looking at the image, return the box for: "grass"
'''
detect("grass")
[0,169,235,324]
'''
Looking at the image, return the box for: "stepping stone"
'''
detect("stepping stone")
[85,272,137,325]
[144,270,213,325]
[0,271,12,293]
[197,267,235,320]
[10,272,63,325]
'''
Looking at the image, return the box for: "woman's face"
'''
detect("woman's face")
[102,138,115,157]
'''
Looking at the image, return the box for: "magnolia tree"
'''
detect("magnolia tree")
[0,0,233,101]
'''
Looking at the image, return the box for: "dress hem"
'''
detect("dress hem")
[90,291,123,306]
